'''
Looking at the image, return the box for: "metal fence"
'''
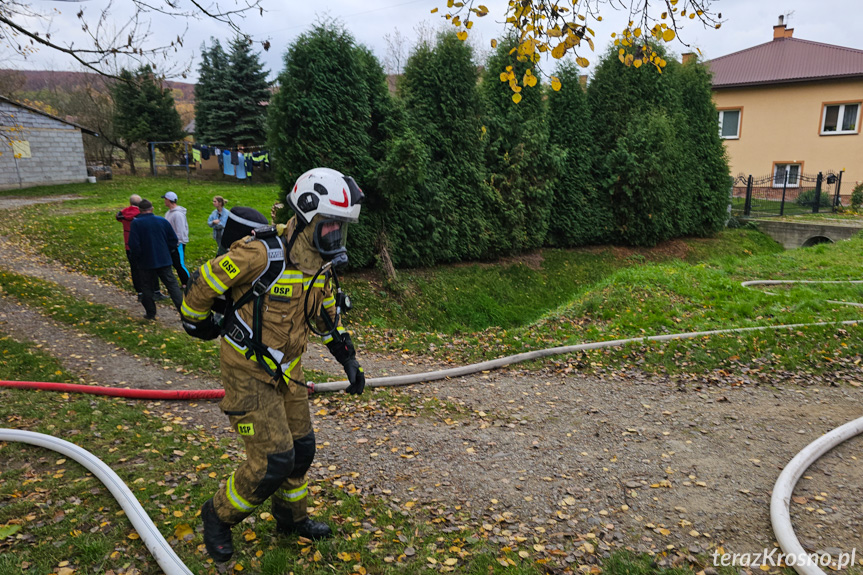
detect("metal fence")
[730,169,844,217]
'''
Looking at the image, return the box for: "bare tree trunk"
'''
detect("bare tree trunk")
[124,147,137,175]
[376,229,397,282]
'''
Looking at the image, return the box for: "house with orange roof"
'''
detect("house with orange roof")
[709,17,863,196]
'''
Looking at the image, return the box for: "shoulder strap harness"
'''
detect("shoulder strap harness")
[222,226,299,385]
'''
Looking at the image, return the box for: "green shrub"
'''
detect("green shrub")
[795,188,832,209]
[851,182,863,211]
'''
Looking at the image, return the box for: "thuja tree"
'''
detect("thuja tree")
[588,44,720,246]
[672,57,730,235]
[397,31,495,265]
[268,22,394,268]
[269,23,375,189]
[480,35,561,254]
[545,60,612,246]
[605,109,694,245]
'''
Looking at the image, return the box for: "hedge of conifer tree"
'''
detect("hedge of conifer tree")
[265,28,730,267]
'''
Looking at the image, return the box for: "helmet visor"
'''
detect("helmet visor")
[313,219,349,256]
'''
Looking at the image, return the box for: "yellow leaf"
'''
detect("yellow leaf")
[633,59,643,68]
[550,76,562,91]
[491,38,497,48]
[633,27,642,38]
[456,30,468,41]
[444,558,458,565]
[430,7,438,13]
[128,532,140,540]
[466,21,473,29]
[499,72,509,82]
[174,523,194,540]
[313,550,323,562]
[512,93,522,104]
[548,25,563,38]
[234,565,244,572]
[576,56,590,67]
[551,43,566,59]
[526,75,538,87]
[338,551,353,561]
[662,29,676,42]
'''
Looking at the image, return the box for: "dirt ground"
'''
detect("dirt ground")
[0,194,862,570]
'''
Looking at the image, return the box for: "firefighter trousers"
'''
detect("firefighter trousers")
[212,358,315,526]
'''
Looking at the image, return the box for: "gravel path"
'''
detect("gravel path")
[1,195,862,569]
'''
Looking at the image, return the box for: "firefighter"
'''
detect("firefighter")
[180,167,366,563]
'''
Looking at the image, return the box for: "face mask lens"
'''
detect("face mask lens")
[314,220,348,254]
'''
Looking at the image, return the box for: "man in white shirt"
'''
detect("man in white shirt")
[162,191,190,287]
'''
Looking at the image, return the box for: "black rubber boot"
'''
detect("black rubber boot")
[272,498,332,539]
[201,499,234,562]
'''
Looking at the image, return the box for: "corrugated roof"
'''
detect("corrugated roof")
[709,37,863,88]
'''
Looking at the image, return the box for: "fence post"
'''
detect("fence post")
[833,170,844,211]
[744,175,753,217]
[150,143,157,177]
[780,171,788,216]
[185,141,191,185]
[813,172,823,213]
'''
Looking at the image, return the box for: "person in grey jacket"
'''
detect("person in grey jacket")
[162,191,190,287]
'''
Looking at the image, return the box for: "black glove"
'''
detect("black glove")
[326,332,356,365]
[182,313,221,341]
[344,358,365,395]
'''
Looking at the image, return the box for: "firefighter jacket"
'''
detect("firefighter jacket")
[180,233,343,384]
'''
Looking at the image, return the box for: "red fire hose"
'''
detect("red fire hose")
[0,380,225,400]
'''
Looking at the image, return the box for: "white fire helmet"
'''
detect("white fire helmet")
[288,168,365,265]
[288,167,364,225]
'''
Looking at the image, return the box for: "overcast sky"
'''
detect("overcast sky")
[4,0,860,83]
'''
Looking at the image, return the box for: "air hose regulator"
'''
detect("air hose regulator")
[303,259,352,337]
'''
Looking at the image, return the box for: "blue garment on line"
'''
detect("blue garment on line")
[236,153,246,180]
[222,150,234,176]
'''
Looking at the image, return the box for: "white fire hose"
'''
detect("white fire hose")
[1,279,861,574]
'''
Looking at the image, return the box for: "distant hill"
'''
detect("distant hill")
[1,69,195,101]
[0,69,196,127]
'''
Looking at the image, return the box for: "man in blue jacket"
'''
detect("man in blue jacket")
[128,199,184,320]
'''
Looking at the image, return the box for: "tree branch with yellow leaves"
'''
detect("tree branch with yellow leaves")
[436,0,722,99]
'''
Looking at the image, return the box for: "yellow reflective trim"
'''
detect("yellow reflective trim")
[283,483,308,502]
[224,336,248,355]
[227,474,253,511]
[322,296,335,308]
[303,277,326,290]
[322,334,334,344]
[202,261,228,294]
[180,300,209,320]
[279,356,301,383]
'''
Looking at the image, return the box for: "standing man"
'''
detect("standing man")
[129,199,184,320]
[162,191,190,287]
[180,168,366,563]
[116,194,143,299]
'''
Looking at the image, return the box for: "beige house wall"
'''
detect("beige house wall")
[712,78,863,191]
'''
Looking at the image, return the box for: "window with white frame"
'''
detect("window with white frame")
[718,109,741,139]
[773,163,801,188]
[821,103,860,134]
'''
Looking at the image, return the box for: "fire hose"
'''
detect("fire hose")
[0,280,861,574]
